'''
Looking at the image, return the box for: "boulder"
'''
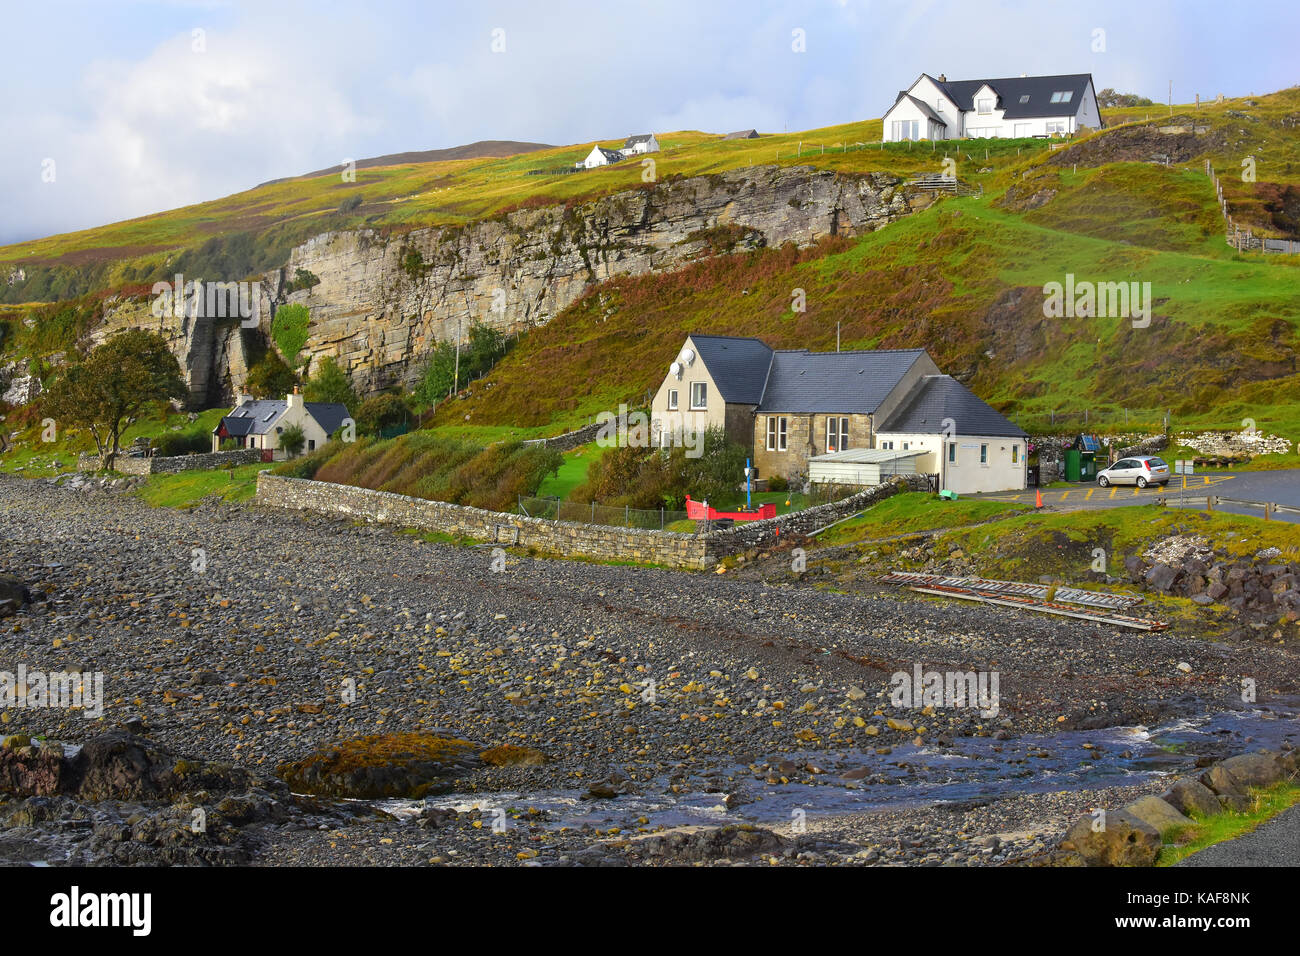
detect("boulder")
[1061,810,1160,866]
[1123,795,1194,837]
[1161,777,1222,818]
[1144,563,1178,592]
[1217,752,1284,788]
[1200,765,1251,812]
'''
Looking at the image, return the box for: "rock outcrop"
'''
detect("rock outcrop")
[94,166,917,406]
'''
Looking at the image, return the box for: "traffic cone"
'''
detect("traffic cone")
[1035,488,1043,509]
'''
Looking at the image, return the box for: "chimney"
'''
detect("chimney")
[287,385,302,409]
[938,73,947,82]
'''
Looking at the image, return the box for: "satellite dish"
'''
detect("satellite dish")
[670,361,682,378]
[680,348,695,366]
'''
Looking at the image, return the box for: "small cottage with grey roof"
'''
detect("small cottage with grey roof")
[622,133,660,155]
[650,334,1026,493]
[212,387,351,457]
[582,144,627,168]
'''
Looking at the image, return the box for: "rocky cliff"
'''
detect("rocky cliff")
[97,165,920,407]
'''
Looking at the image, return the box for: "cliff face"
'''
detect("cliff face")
[99,165,918,406]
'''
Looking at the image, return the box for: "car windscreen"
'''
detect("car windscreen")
[1148,458,1167,467]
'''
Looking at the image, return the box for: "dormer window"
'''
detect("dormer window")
[977,97,993,114]
[1050,90,1073,104]
[1019,94,1030,103]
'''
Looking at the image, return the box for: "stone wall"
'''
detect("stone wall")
[256,473,720,569]
[255,472,933,569]
[80,448,264,475]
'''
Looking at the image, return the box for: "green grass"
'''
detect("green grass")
[815,493,1027,546]
[135,463,265,507]
[535,442,612,499]
[1156,781,1300,866]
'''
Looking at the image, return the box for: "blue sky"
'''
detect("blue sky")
[2,0,1297,245]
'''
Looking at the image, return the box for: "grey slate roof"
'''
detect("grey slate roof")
[687,335,773,405]
[593,146,624,162]
[214,398,352,438]
[723,129,759,139]
[624,134,656,147]
[756,349,929,414]
[878,375,1027,437]
[927,73,1094,119]
[901,94,947,126]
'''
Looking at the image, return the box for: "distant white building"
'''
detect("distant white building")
[881,73,1102,142]
[622,133,660,155]
[583,144,626,168]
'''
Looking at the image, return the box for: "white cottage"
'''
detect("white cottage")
[583,145,626,168]
[882,72,1102,142]
[622,134,660,155]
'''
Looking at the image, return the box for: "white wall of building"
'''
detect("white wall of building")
[874,431,1026,494]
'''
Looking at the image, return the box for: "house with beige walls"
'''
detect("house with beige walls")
[650,334,1027,494]
[212,387,351,458]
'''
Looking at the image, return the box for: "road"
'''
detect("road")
[973,469,1300,524]
[1175,803,1300,867]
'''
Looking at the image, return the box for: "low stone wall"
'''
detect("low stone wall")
[255,472,933,569]
[80,448,264,475]
[256,473,720,569]
[521,416,618,452]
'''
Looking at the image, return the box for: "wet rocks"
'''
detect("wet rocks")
[277,733,481,799]
[628,824,784,863]
[1160,777,1221,818]
[1123,795,1193,838]
[1060,810,1161,867]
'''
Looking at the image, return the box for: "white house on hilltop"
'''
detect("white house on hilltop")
[582,145,626,168]
[882,72,1102,142]
[622,133,660,155]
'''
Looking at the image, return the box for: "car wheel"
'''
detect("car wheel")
[1137,476,1148,488]
[1098,476,1109,487]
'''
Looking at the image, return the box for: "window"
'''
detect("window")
[880,440,893,450]
[1019,94,1030,104]
[667,389,678,410]
[1011,444,1019,464]
[1046,120,1067,135]
[1050,90,1073,104]
[948,442,957,464]
[690,382,707,409]
[308,440,316,451]
[980,444,989,464]
[826,417,849,452]
[977,97,993,114]
[902,442,909,450]
[891,119,920,141]
[766,416,788,452]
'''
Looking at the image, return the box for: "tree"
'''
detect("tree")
[355,392,409,436]
[303,356,358,408]
[44,329,186,469]
[245,348,296,399]
[279,423,306,458]
[1097,88,1155,109]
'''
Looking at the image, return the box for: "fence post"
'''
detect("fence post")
[625,504,630,527]
[660,507,664,530]
[591,501,596,522]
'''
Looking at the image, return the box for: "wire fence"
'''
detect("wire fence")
[519,496,689,530]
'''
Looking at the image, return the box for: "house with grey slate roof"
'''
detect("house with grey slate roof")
[650,334,1027,494]
[212,387,351,458]
[882,72,1102,142]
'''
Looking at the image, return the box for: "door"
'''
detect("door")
[1111,459,1138,483]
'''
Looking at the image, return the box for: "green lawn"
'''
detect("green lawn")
[816,492,1027,546]
[134,463,265,508]
[534,442,612,499]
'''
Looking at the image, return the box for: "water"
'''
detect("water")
[404,697,1300,830]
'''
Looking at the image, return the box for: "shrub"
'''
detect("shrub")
[767,475,789,492]
[279,423,306,458]
[303,356,358,408]
[355,392,409,435]
[152,430,211,456]
[245,348,296,398]
[271,303,311,368]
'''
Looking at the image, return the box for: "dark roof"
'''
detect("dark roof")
[687,335,773,405]
[927,73,1094,119]
[756,349,929,414]
[623,134,656,147]
[878,375,1026,438]
[306,402,351,437]
[593,146,624,162]
[214,398,352,437]
[723,129,759,139]
[901,94,947,126]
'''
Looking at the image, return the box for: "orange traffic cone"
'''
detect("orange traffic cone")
[1035,488,1043,509]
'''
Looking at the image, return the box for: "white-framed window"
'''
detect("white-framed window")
[1011,444,1020,464]
[667,389,678,410]
[891,119,920,141]
[902,441,909,450]
[980,443,989,465]
[690,382,707,410]
[880,440,893,450]
[1050,90,1073,104]
[826,417,849,453]
[977,97,993,114]
[1046,120,1067,135]
[766,416,788,452]
[947,442,957,464]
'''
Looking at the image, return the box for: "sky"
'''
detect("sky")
[2,0,1297,246]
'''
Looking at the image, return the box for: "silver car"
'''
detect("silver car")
[1097,455,1171,488]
